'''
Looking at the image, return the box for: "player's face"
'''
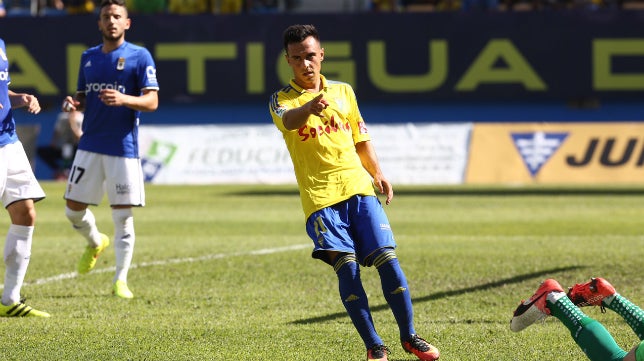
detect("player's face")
[98,4,130,42]
[285,36,324,89]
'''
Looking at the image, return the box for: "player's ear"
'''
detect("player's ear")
[320,48,324,61]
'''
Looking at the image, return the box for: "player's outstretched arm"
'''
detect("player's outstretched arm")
[282,93,328,130]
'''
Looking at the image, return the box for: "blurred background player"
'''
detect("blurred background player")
[269,24,440,361]
[167,0,212,14]
[62,0,159,299]
[511,277,644,361]
[126,0,166,14]
[37,110,83,180]
[0,37,50,317]
[64,0,97,14]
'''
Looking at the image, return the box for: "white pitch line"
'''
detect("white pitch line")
[7,233,644,289]
[2,244,310,290]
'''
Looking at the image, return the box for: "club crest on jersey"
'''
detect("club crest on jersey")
[117,57,125,71]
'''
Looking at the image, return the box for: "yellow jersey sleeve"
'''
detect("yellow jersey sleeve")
[269,75,376,220]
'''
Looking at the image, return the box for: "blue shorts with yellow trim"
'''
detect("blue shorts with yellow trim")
[305,194,396,266]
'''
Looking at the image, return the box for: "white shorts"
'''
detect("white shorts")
[64,150,145,207]
[0,141,46,208]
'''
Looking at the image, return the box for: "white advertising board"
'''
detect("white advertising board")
[139,123,471,185]
[368,123,472,185]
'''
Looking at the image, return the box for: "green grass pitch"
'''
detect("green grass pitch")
[1,182,643,360]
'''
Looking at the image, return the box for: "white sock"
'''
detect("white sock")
[603,294,617,307]
[112,208,135,283]
[3,225,33,305]
[547,291,567,304]
[65,207,102,248]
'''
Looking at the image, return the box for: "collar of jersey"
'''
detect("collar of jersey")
[289,74,328,94]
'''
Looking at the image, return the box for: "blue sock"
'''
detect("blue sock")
[373,249,416,339]
[335,254,382,349]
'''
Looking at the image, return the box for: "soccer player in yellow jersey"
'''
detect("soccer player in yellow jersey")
[269,24,440,361]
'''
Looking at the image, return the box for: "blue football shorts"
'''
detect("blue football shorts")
[305,194,396,266]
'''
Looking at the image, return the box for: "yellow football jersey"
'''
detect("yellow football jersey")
[269,75,376,220]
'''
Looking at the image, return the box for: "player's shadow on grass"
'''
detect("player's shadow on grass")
[291,265,584,325]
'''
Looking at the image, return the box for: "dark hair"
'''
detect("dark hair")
[100,0,126,9]
[282,24,319,52]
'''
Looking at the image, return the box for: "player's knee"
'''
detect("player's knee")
[367,247,397,268]
[333,253,358,273]
[111,207,133,226]
[65,206,85,223]
[7,200,36,226]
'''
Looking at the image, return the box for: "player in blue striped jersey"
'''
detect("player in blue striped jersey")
[61,0,159,299]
